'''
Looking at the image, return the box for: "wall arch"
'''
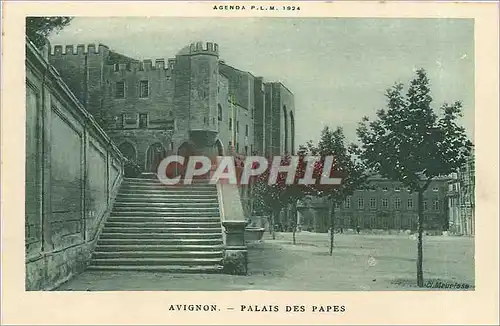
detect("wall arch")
[214,139,224,156]
[118,141,137,162]
[145,142,167,172]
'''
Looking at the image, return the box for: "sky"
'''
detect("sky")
[50,17,475,147]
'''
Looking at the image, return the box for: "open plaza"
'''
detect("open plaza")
[56,231,474,291]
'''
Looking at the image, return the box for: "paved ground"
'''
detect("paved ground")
[56,232,474,291]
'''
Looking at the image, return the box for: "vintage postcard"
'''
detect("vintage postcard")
[1,1,499,325]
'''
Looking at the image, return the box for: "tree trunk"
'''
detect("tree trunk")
[329,201,336,256]
[417,190,424,287]
[292,202,297,245]
[271,211,276,240]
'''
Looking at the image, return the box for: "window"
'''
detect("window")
[236,143,239,152]
[432,187,439,192]
[139,113,148,128]
[382,198,388,209]
[407,198,414,209]
[218,104,223,121]
[432,199,440,210]
[244,145,248,155]
[245,124,249,137]
[113,63,119,71]
[357,198,364,209]
[236,121,239,133]
[229,118,232,130]
[370,198,376,209]
[115,81,125,99]
[423,200,428,210]
[394,198,401,210]
[394,186,401,192]
[344,197,351,209]
[335,202,340,209]
[382,186,388,191]
[139,80,149,98]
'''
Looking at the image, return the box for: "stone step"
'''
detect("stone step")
[90,257,223,266]
[105,221,221,228]
[99,232,223,239]
[120,184,217,191]
[106,216,221,223]
[124,177,211,183]
[113,202,220,208]
[109,211,220,217]
[114,196,219,203]
[97,238,223,246]
[86,265,223,273]
[122,179,216,186]
[112,206,219,213]
[102,227,223,234]
[93,251,223,259]
[118,189,217,196]
[95,244,224,252]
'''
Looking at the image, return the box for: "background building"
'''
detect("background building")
[48,41,295,172]
[447,149,475,236]
[297,176,450,233]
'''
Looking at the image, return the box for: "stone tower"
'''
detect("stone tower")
[173,41,220,158]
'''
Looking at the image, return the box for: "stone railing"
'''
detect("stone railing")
[25,38,125,290]
[216,181,248,275]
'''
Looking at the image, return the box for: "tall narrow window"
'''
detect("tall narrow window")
[382,198,388,209]
[357,198,364,209]
[229,118,232,130]
[115,81,125,99]
[139,113,148,128]
[236,121,239,133]
[244,145,248,155]
[344,197,351,209]
[394,198,401,210]
[245,124,249,137]
[139,80,149,98]
[407,198,414,209]
[432,199,440,210]
[370,198,376,209]
[218,104,223,121]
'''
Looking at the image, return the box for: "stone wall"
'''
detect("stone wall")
[26,39,124,290]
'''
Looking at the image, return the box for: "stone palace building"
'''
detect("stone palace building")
[48,41,296,172]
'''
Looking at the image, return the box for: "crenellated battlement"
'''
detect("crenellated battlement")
[107,58,176,73]
[50,43,109,56]
[177,41,219,57]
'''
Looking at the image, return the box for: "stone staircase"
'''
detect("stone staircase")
[87,177,224,273]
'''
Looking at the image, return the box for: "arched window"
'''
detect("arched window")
[290,111,295,155]
[218,104,223,121]
[283,105,288,154]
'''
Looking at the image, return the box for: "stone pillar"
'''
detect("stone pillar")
[222,220,247,275]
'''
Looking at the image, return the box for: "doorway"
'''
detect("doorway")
[146,142,167,173]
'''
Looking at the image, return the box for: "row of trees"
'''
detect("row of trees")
[251,69,473,287]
